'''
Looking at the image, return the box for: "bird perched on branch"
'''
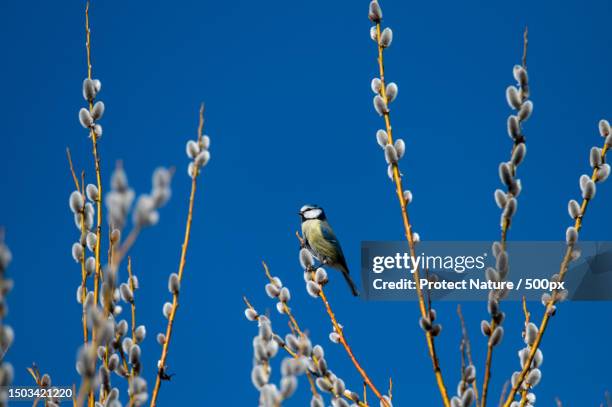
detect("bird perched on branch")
[299,204,359,296]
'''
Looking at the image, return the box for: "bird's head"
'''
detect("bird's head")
[299,204,326,221]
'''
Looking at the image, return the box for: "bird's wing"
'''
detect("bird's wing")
[321,222,349,267]
[320,222,339,245]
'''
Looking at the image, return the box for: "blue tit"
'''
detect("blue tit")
[299,204,359,296]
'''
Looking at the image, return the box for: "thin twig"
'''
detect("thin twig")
[319,288,389,407]
[458,305,479,405]
[66,148,90,345]
[149,105,206,407]
[497,381,509,407]
[522,26,529,69]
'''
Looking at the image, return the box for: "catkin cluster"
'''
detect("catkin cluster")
[451,364,476,407]
[105,165,173,232]
[185,135,211,178]
[496,64,531,229]
[249,315,304,406]
[244,258,369,407]
[0,236,13,407]
[296,249,377,407]
[369,1,420,244]
[508,322,543,407]
[79,78,105,137]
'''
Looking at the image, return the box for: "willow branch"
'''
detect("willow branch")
[318,287,389,407]
[243,296,366,406]
[149,105,206,407]
[458,305,479,405]
[481,27,530,407]
[372,18,450,407]
[502,142,610,407]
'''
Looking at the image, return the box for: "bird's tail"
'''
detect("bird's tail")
[340,264,359,297]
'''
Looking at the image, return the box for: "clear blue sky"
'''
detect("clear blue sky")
[1,0,611,405]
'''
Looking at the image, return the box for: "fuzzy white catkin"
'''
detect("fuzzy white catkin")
[380,27,393,48]
[279,287,291,302]
[306,281,321,297]
[91,101,105,120]
[590,147,602,168]
[162,302,173,319]
[71,242,83,262]
[384,144,398,164]
[244,308,258,321]
[315,267,328,284]
[582,178,596,200]
[489,326,504,346]
[503,198,517,218]
[373,95,388,115]
[93,124,103,137]
[79,108,93,128]
[599,119,610,137]
[511,143,527,166]
[461,388,474,407]
[85,184,99,202]
[195,150,210,167]
[86,232,97,252]
[394,139,405,158]
[499,162,513,186]
[513,65,528,87]
[566,226,578,245]
[368,1,383,22]
[135,325,146,343]
[120,283,133,303]
[162,273,179,295]
[201,135,211,150]
[92,79,102,93]
[371,78,382,94]
[299,248,313,269]
[386,82,398,102]
[265,283,280,298]
[403,190,413,205]
[186,140,200,159]
[517,100,533,122]
[376,129,389,147]
[505,86,522,110]
[494,189,507,209]
[525,368,542,387]
[370,26,378,42]
[69,191,84,213]
[597,163,611,182]
[568,200,581,219]
[507,115,520,139]
[480,320,491,336]
[524,322,538,345]
[579,174,590,191]
[83,79,97,101]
